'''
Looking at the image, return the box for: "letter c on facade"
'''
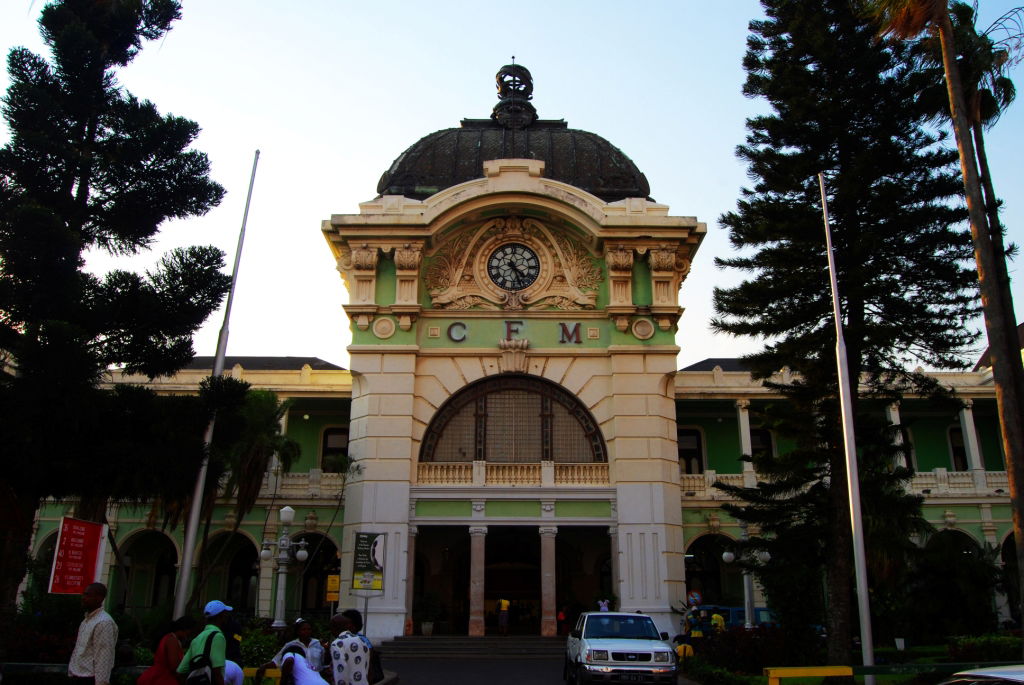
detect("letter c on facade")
[448,322,467,343]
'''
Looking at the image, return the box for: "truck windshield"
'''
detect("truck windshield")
[583,615,660,640]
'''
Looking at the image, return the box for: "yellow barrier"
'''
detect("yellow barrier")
[243,666,282,684]
[764,665,854,685]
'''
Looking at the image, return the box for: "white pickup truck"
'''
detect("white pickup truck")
[564,612,677,684]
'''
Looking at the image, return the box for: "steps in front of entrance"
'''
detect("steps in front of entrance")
[380,636,566,659]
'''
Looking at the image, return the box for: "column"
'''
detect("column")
[885,402,908,469]
[608,526,620,605]
[959,400,986,489]
[736,400,755,487]
[539,526,558,637]
[469,526,487,636]
[405,526,417,635]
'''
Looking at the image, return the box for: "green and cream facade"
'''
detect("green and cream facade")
[322,158,702,638]
[23,66,1018,638]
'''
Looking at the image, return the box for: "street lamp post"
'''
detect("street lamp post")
[261,506,308,629]
[721,522,769,629]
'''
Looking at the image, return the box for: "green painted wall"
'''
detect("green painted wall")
[486,500,541,517]
[909,416,955,471]
[632,261,652,307]
[375,259,396,306]
[286,408,350,472]
[555,501,611,518]
[416,500,473,517]
[977,415,1004,470]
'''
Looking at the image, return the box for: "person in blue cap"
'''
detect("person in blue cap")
[176,600,233,685]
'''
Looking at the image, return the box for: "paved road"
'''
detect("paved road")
[386,656,566,685]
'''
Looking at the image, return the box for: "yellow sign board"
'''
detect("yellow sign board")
[325,574,340,602]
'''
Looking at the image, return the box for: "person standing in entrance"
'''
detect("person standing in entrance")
[68,582,118,685]
[497,598,511,636]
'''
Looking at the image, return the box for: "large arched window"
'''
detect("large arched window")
[420,375,606,463]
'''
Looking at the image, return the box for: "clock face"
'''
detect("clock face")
[487,243,540,291]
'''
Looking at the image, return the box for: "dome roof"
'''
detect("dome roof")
[376,65,651,203]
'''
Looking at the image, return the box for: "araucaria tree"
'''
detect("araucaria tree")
[0,0,230,632]
[713,0,978,663]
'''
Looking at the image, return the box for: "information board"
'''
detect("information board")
[49,517,107,595]
[352,532,385,591]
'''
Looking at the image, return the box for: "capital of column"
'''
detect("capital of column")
[608,526,618,537]
[469,526,488,537]
[539,526,558,538]
[408,525,418,537]
[735,399,750,410]
[962,399,974,410]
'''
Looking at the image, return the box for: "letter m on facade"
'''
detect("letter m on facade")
[559,323,582,344]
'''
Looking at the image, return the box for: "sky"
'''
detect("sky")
[2,1,1023,371]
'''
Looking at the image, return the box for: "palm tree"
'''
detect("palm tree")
[864,0,1024,650]
[912,3,1020,344]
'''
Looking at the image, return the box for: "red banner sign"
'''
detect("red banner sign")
[49,517,107,595]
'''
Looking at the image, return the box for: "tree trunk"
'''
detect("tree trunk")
[936,10,1024,654]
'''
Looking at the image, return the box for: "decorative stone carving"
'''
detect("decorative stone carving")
[648,247,677,272]
[943,509,957,528]
[426,216,598,312]
[707,513,721,534]
[394,243,423,271]
[632,319,655,340]
[499,338,530,373]
[372,317,396,339]
[351,243,379,271]
[304,511,319,531]
[605,245,634,274]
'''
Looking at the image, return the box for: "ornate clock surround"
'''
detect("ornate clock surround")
[426,214,601,312]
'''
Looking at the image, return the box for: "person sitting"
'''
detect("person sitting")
[256,618,327,680]
[278,645,328,685]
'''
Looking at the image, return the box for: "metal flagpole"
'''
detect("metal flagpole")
[818,172,875,681]
[173,150,261,619]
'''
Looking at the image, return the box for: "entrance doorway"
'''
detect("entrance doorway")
[486,526,540,635]
[414,526,470,635]
[555,527,612,630]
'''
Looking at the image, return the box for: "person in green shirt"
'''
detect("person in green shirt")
[176,600,232,685]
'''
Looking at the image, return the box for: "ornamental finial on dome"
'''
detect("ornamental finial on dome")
[492,61,537,129]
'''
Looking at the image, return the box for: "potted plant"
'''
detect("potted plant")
[415,591,442,636]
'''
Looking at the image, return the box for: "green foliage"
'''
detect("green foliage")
[948,634,1023,661]
[0,0,230,631]
[901,533,1001,643]
[698,626,825,673]
[714,0,978,663]
[686,656,765,685]
[240,618,282,668]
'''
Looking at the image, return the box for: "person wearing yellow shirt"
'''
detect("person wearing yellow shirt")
[710,608,726,633]
[497,598,510,636]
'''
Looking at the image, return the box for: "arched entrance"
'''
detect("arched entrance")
[110,530,178,616]
[413,374,610,636]
[685,534,744,607]
[197,532,258,617]
[292,532,340,623]
[420,374,607,464]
